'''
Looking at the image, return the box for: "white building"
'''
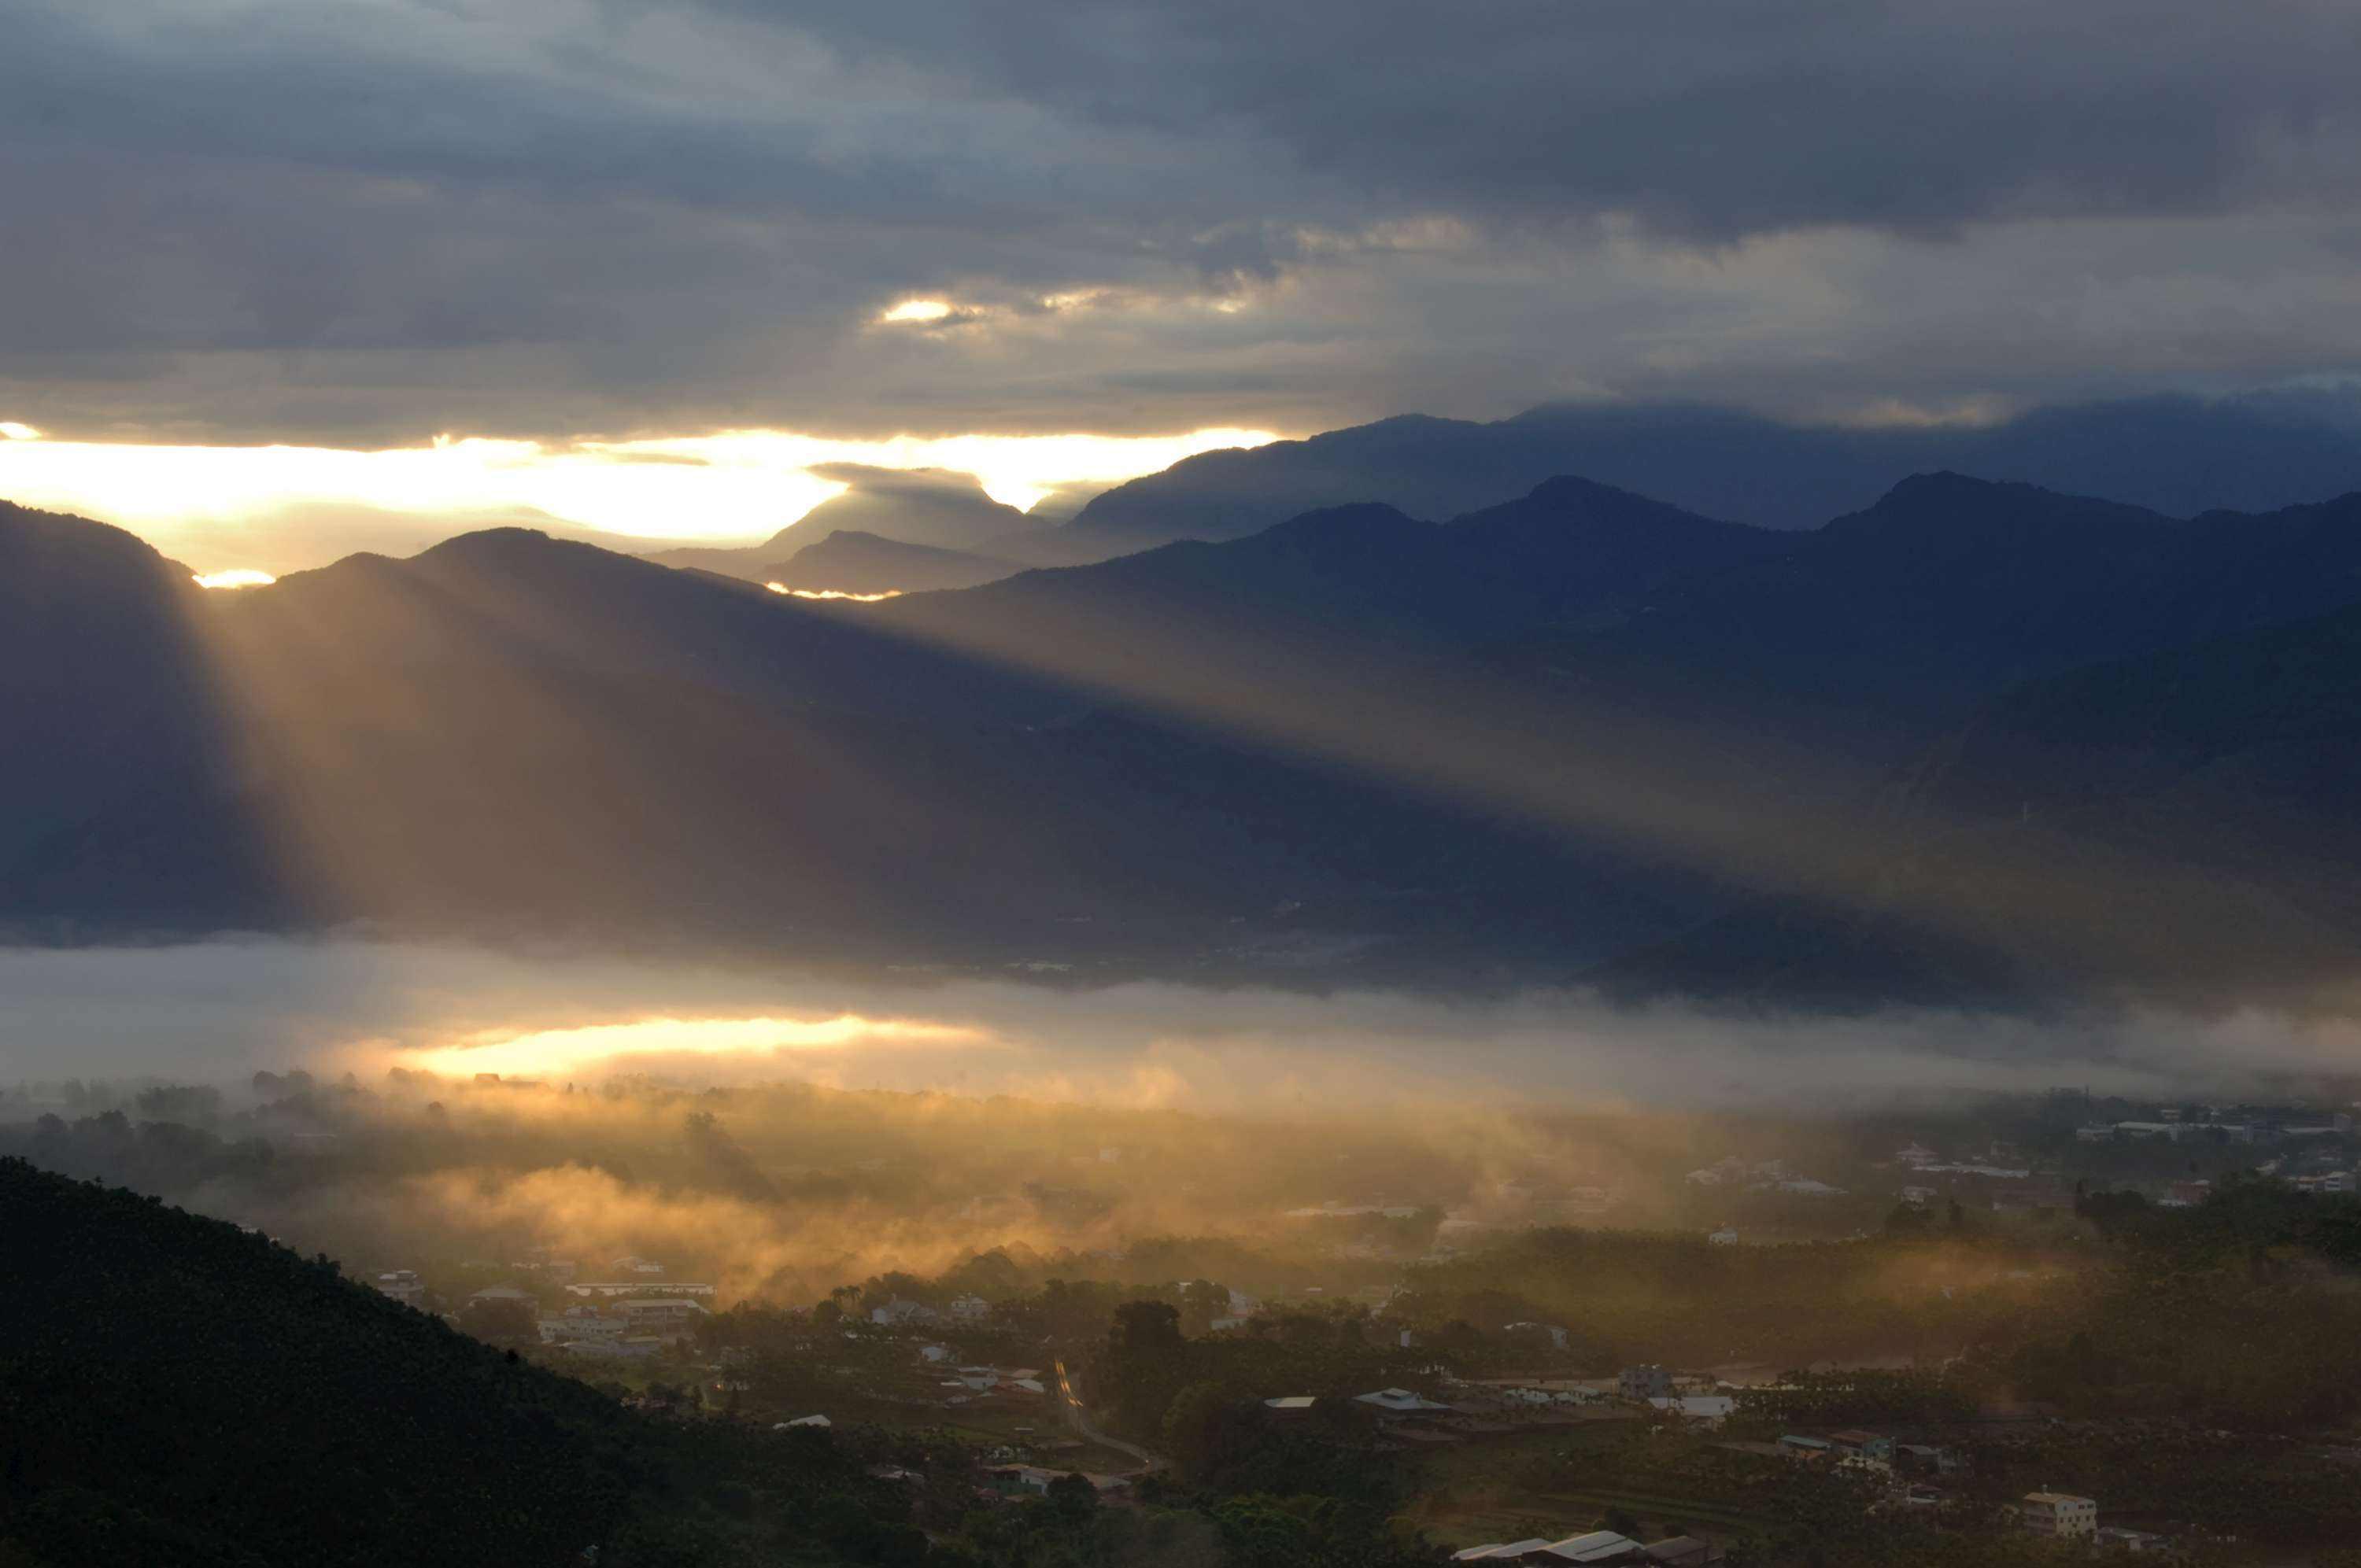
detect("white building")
[948,1293,992,1323]
[372,1269,425,1308]
[870,1298,942,1327]
[1647,1394,1735,1427]
[2019,1492,2097,1538]
[1355,1387,1452,1415]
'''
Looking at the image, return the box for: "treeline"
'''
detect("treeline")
[1391,1225,2034,1369]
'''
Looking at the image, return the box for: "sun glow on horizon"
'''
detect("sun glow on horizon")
[765,582,902,601]
[192,567,277,589]
[0,423,1282,569]
[386,1013,999,1079]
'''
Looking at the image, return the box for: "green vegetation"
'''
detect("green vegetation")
[0,1158,923,1567]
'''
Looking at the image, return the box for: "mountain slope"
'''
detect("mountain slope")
[18,467,2361,998]
[0,502,286,932]
[1600,597,2361,1007]
[1056,393,2361,552]
[0,1157,911,1567]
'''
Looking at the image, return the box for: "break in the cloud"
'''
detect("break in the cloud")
[0,425,1276,573]
[4,0,2361,450]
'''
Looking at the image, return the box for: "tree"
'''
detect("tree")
[1179,1278,1229,1337]
[1044,1472,1098,1522]
[1162,1382,1239,1485]
[1112,1299,1184,1353]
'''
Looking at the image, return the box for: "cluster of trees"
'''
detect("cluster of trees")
[1731,1369,1979,1430]
[1,1107,279,1194]
[1392,1226,2038,1370]
[1989,1175,2361,1430]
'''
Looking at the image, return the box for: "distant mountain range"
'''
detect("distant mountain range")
[15,394,2361,1008]
[1057,392,2361,547]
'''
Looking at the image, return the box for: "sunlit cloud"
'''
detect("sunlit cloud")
[0,424,1280,566]
[874,297,958,324]
[0,421,39,441]
[765,582,901,602]
[191,567,277,589]
[387,1012,1000,1079]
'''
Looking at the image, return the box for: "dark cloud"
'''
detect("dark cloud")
[4,1,2360,442]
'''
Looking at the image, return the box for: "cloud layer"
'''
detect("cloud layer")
[6,1,2361,445]
[6,939,2359,1112]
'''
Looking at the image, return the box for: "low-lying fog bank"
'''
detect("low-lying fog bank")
[3,936,2357,1109]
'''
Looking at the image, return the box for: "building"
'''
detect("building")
[1618,1365,1674,1401]
[1895,1443,1965,1475]
[468,1285,537,1309]
[948,1293,992,1323]
[565,1280,715,1300]
[371,1269,425,1308]
[2094,1526,2170,1551]
[775,1414,831,1430]
[1354,1387,1452,1416]
[1641,1540,1716,1566]
[1707,1227,1738,1246]
[609,1255,666,1275]
[2162,1179,2212,1208]
[870,1297,942,1327]
[1830,1431,1894,1462]
[1504,1321,1569,1349]
[1454,1532,1652,1562]
[1777,1434,1832,1460]
[609,1297,707,1342]
[2019,1491,2098,1538]
[1896,1143,1938,1167]
[1263,1396,1318,1416]
[1647,1394,1735,1427]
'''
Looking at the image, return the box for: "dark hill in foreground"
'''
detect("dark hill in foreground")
[0,1157,915,1567]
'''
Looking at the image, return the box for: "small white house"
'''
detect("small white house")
[2019,1492,2097,1538]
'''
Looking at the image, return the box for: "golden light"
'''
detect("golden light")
[390,1013,999,1079]
[875,298,957,324]
[0,424,1282,566]
[0,421,39,441]
[192,568,278,589]
[766,582,902,601]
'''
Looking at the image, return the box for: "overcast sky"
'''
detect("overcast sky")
[6,1,2361,549]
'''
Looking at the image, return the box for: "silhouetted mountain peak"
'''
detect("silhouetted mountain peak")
[412,524,562,561]
[1823,473,2170,554]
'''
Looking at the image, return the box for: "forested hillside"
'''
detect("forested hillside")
[0,1158,922,1567]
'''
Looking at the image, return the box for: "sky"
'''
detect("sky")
[8,1,2361,566]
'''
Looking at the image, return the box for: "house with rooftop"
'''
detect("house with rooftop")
[1354,1387,1452,1416]
[2019,1491,2097,1538]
